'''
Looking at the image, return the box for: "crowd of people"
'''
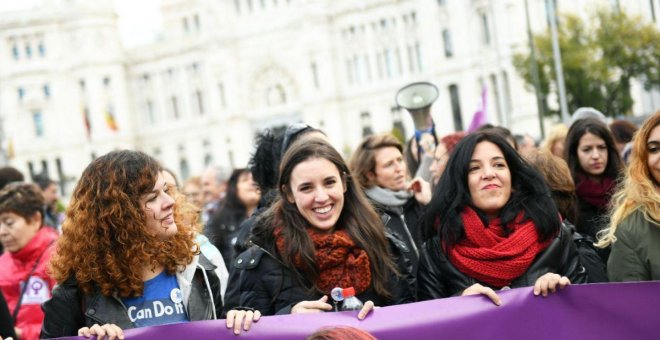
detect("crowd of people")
[0,107,658,340]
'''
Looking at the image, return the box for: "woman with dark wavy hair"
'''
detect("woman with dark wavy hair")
[565,118,623,261]
[41,150,258,339]
[205,168,260,268]
[234,138,413,318]
[418,132,586,304]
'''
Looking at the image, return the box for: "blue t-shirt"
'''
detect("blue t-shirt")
[122,271,189,327]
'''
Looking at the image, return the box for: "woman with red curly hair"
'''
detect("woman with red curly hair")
[41,150,258,339]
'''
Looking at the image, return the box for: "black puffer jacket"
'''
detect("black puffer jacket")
[230,234,415,315]
[417,225,587,300]
[40,254,222,339]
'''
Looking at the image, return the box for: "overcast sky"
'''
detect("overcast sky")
[0,0,162,47]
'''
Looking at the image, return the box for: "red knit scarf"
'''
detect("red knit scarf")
[575,174,615,209]
[274,227,372,295]
[448,208,552,288]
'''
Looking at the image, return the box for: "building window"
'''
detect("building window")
[183,17,189,33]
[415,42,424,71]
[79,80,86,91]
[247,0,253,12]
[218,83,227,108]
[179,158,190,180]
[391,106,406,138]
[360,111,373,137]
[11,42,19,59]
[437,0,447,5]
[384,48,394,78]
[27,161,35,179]
[481,13,491,45]
[103,77,111,88]
[346,59,354,84]
[33,110,44,137]
[407,45,415,73]
[41,160,49,178]
[442,29,453,58]
[311,62,320,89]
[448,84,463,131]
[194,14,200,30]
[235,0,241,14]
[38,41,46,57]
[170,96,179,119]
[18,87,24,101]
[25,43,32,58]
[194,90,205,115]
[43,84,50,98]
[146,100,155,125]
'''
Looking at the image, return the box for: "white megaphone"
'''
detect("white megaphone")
[395,82,439,181]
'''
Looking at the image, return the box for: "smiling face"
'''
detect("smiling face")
[141,172,177,239]
[287,157,345,233]
[577,132,608,178]
[371,146,407,191]
[467,141,512,218]
[0,211,41,253]
[648,125,660,187]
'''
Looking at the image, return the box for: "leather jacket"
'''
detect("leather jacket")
[417,224,587,300]
[40,254,222,339]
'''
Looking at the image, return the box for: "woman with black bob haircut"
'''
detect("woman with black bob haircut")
[234,138,413,318]
[418,132,586,304]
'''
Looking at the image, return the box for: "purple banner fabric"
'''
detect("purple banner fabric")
[467,86,488,133]
[55,282,660,340]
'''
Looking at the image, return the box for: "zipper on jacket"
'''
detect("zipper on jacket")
[400,214,419,258]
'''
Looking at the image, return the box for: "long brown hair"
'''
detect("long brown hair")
[49,150,197,297]
[252,138,398,297]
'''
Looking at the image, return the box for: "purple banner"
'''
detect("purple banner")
[57,282,660,340]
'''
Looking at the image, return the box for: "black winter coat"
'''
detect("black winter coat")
[40,255,223,339]
[417,224,587,300]
[231,234,415,315]
[371,197,423,273]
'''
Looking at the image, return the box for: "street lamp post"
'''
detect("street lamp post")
[524,0,546,139]
[546,0,571,124]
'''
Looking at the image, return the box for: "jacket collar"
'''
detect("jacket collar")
[11,227,57,263]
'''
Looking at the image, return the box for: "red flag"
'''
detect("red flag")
[105,105,118,131]
[82,106,91,139]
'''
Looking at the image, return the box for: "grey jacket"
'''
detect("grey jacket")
[40,254,222,339]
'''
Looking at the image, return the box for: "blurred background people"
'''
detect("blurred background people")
[201,165,231,224]
[429,132,466,187]
[205,168,260,268]
[182,176,204,210]
[32,176,62,230]
[514,134,537,158]
[541,124,569,158]
[0,167,24,255]
[0,183,58,340]
[565,117,623,262]
[597,111,660,282]
[609,119,638,164]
